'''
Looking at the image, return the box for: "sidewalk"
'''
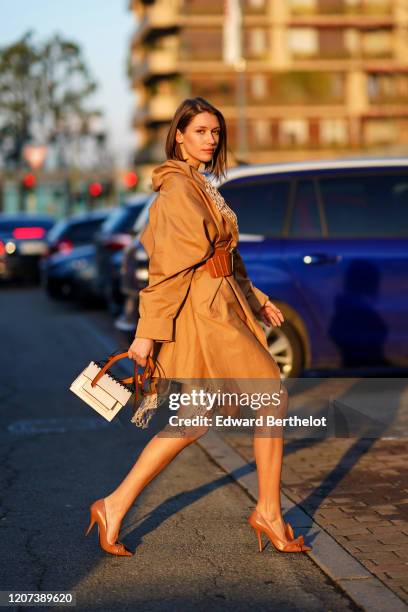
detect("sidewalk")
[219,432,408,605]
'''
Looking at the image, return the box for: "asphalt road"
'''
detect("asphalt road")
[0,287,360,611]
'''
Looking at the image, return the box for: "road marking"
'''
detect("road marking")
[7,417,118,435]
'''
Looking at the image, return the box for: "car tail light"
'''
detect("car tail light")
[48,239,74,256]
[103,235,131,252]
[13,227,46,240]
[0,241,4,256]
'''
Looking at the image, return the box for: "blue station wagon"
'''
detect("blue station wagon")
[218,158,408,376]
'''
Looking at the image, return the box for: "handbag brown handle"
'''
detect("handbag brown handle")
[91,352,155,388]
[134,355,156,402]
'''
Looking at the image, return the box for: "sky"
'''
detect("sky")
[0,0,136,166]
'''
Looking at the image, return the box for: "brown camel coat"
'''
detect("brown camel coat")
[135,159,281,382]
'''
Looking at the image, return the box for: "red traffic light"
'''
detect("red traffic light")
[22,173,36,189]
[88,182,103,198]
[123,171,138,189]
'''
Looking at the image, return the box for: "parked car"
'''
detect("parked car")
[45,209,111,258]
[41,209,111,300]
[42,244,101,303]
[0,213,55,283]
[94,195,149,314]
[114,195,156,332]
[115,158,408,377]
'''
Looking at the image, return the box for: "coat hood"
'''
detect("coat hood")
[151,159,201,192]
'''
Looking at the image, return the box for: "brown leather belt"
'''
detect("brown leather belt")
[197,248,234,278]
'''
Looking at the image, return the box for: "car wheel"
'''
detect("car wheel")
[264,321,304,378]
[45,280,65,300]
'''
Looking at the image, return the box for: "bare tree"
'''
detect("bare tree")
[0,31,107,170]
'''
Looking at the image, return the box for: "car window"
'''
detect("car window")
[63,219,106,243]
[100,205,144,235]
[219,176,289,236]
[289,180,321,237]
[319,172,408,237]
[46,219,68,242]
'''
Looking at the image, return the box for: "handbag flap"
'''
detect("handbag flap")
[82,362,132,405]
[81,378,119,410]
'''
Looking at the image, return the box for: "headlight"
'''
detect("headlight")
[135,267,148,281]
[5,241,16,254]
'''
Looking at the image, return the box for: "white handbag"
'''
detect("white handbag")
[69,352,138,422]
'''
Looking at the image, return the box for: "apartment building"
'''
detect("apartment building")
[129,0,408,167]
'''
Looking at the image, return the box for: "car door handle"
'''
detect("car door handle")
[303,253,342,265]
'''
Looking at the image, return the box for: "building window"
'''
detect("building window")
[289,0,317,14]
[247,0,265,9]
[320,119,348,145]
[319,28,347,58]
[279,119,308,146]
[251,74,267,99]
[345,0,392,15]
[288,28,318,58]
[344,28,360,56]
[253,119,271,146]
[247,28,268,58]
[364,119,396,145]
[367,73,408,103]
[180,28,222,60]
[362,30,392,58]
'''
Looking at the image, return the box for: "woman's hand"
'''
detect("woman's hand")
[259,300,284,328]
[128,337,154,367]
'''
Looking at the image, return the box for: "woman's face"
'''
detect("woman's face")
[176,112,221,169]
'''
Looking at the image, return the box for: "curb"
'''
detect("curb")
[197,430,408,612]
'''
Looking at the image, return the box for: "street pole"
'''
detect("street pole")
[236,57,247,161]
[223,0,247,161]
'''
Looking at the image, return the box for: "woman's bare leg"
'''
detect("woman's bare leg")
[103,430,205,544]
[253,436,286,539]
[253,384,288,540]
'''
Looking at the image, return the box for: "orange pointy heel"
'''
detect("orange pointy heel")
[85,516,96,537]
[254,527,263,552]
[85,498,133,557]
[248,510,311,553]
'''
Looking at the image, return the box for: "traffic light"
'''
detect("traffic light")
[88,182,103,198]
[22,173,36,191]
[123,171,138,192]
[87,180,114,205]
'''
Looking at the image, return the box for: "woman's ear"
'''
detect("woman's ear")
[176,128,183,144]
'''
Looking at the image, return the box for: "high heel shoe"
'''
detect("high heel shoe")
[85,499,133,557]
[285,521,306,547]
[248,510,311,553]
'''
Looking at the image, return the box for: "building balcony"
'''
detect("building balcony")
[132,49,179,82]
[289,15,394,28]
[131,3,179,47]
[289,1,392,17]
[133,93,179,126]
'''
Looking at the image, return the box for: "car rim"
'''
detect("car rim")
[263,326,294,378]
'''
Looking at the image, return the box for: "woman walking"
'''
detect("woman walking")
[85,97,311,556]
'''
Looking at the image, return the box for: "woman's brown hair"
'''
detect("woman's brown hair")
[165,97,227,179]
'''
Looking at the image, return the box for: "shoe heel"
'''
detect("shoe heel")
[255,528,263,552]
[85,516,96,537]
[250,525,263,552]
